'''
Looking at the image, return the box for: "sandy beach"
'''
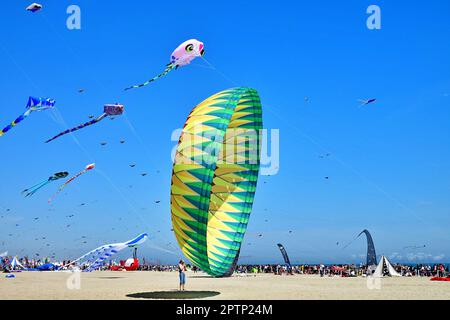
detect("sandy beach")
[0,271,448,300]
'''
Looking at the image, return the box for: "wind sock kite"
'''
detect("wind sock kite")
[124,39,205,91]
[22,172,69,197]
[64,233,148,272]
[48,164,95,203]
[45,104,124,143]
[0,97,55,138]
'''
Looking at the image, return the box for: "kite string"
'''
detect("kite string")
[199,55,239,86]
[38,12,163,237]
[94,168,156,234]
[198,55,447,243]
[122,111,155,166]
[342,234,361,250]
[37,10,161,219]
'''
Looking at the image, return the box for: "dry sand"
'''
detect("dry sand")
[0,271,449,300]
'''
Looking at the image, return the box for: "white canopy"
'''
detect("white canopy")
[372,255,401,277]
[10,256,27,270]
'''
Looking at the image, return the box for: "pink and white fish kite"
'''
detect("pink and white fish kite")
[125,39,205,91]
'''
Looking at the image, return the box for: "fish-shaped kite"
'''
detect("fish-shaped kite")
[124,39,205,91]
[0,97,55,138]
[22,172,69,197]
[48,164,95,203]
[45,104,124,143]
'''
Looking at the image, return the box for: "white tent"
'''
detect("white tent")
[10,256,27,271]
[372,255,401,277]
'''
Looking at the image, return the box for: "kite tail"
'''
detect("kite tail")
[124,63,177,91]
[45,114,107,143]
[22,179,51,197]
[0,109,32,137]
[48,170,87,203]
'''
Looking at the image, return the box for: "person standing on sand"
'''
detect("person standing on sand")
[178,260,187,291]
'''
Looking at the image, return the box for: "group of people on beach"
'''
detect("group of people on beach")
[234,263,449,278]
[2,254,448,281]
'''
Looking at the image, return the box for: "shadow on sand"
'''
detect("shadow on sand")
[126,290,221,300]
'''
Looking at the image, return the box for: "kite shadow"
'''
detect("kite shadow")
[126,290,220,300]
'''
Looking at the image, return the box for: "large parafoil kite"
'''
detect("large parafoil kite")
[67,233,148,272]
[48,164,95,203]
[125,39,205,91]
[170,87,263,277]
[45,104,124,143]
[22,172,69,197]
[0,97,55,137]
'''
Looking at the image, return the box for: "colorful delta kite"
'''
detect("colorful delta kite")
[45,104,124,143]
[22,172,69,197]
[125,39,205,91]
[48,164,95,203]
[66,233,148,272]
[26,3,42,12]
[170,87,263,277]
[0,97,55,137]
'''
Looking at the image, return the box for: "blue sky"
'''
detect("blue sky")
[0,0,449,264]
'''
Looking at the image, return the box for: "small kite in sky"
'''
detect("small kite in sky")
[124,39,205,91]
[403,245,426,250]
[45,104,124,143]
[358,98,377,107]
[26,3,42,12]
[1,97,55,138]
[22,172,69,197]
[48,164,95,203]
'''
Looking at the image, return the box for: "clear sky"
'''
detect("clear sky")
[0,0,449,265]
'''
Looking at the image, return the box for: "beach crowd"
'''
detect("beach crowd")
[1,255,448,278]
[234,263,449,277]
